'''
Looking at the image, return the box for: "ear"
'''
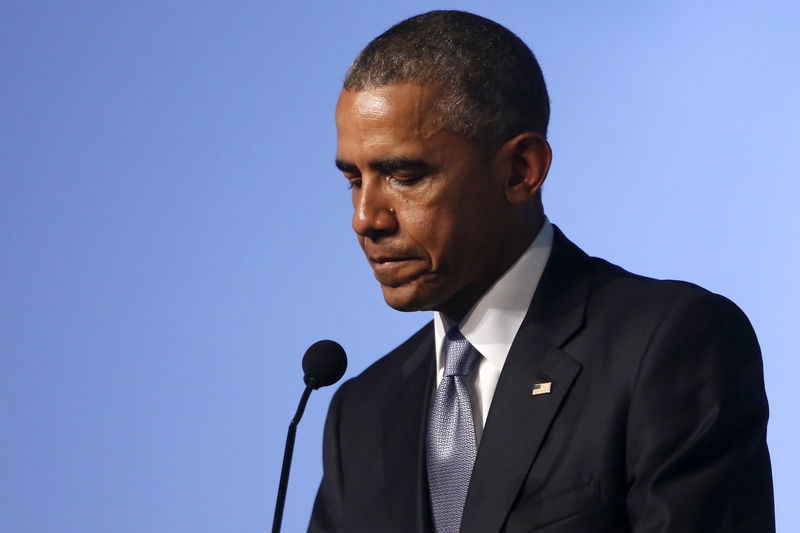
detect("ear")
[502,132,552,205]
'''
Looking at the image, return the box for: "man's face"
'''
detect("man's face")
[335,83,511,317]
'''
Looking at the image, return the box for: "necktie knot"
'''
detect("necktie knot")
[443,327,479,377]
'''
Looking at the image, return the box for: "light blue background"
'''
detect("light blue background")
[2,1,797,531]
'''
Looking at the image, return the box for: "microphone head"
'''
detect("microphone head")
[302,340,347,389]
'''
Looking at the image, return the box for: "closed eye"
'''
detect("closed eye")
[389,174,427,186]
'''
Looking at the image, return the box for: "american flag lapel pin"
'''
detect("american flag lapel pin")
[531,382,552,395]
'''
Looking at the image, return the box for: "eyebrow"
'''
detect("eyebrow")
[335,159,359,174]
[335,156,434,175]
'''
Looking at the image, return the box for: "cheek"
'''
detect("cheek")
[435,212,490,271]
[402,209,439,245]
[409,214,461,267]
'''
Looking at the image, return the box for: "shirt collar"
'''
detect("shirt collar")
[434,219,554,375]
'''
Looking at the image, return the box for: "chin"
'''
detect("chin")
[380,284,438,313]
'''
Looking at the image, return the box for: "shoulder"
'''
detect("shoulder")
[547,226,753,343]
[333,320,433,399]
[574,256,762,396]
[546,240,762,387]
[552,225,747,318]
[586,255,753,334]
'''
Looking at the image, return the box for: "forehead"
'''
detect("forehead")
[335,84,443,155]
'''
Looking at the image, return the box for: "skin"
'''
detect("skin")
[335,83,553,321]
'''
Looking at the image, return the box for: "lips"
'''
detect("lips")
[370,255,413,264]
[367,254,424,286]
[369,255,414,272]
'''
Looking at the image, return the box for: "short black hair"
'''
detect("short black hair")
[343,10,550,148]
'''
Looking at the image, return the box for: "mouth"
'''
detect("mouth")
[367,255,424,285]
[369,255,414,270]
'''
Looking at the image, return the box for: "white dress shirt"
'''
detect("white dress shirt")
[433,219,553,442]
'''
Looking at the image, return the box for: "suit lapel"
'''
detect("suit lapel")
[381,324,436,533]
[461,226,595,533]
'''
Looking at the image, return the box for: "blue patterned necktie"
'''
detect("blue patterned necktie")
[426,327,480,533]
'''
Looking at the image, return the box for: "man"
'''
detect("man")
[309,10,773,533]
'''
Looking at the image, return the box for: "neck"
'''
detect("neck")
[438,214,545,322]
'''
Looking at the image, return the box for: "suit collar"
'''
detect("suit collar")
[461,226,595,533]
[526,224,594,347]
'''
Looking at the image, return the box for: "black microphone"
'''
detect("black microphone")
[272,340,347,533]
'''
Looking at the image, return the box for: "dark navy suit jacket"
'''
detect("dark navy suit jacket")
[309,227,774,532]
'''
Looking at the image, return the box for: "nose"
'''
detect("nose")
[351,180,398,240]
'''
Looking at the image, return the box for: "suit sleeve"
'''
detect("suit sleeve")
[308,380,349,533]
[625,291,774,532]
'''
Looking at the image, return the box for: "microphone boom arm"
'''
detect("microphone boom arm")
[272,378,316,533]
